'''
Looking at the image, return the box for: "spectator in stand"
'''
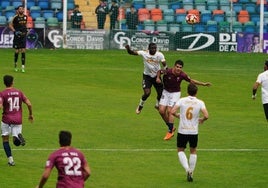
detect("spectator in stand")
[70,5,83,29]
[109,0,119,30]
[95,0,109,29]
[126,5,138,30]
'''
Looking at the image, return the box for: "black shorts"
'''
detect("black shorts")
[177,133,198,148]
[13,33,27,49]
[142,74,163,90]
[263,103,268,120]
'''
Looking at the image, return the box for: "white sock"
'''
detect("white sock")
[189,154,197,173]
[178,151,189,172]
[8,156,14,163]
[22,65,25,69]
[139,99,145,106]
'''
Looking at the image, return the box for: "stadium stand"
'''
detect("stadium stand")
[51,0,62,11]
[182,0,194,11]
[156,20,168,31]
[169,23,180,32]
[1,0,10,10]
[243,21,256,32]
[145,0,157,10]
[37,0,50,10]
[163,9,175,23]
[0,15,7,26]
[12,0,23,8]
[232,21,243,32]
[170,1,182,11]
[193,23,206,32]
[207,20,218,32]
[207,0,219,11]
[143,19,155,30]
[175,8,187,23]
[150,8,163,22]
[181,21,193,32]
[158,0,169,10]
[132,0,144,10]
[195,0,207,12]
[212,9,225,23]
[219,21,230,32]
[238,10,250,24]
[200,10,212,24]
[46,17,59,28]
[34,17,46,28]
[27,0,36,9]
[138,8,150,22]
[27,16,34,28]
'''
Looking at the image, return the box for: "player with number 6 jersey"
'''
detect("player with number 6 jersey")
[36,131,91,188]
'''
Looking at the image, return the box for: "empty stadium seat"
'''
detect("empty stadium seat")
[163,9,175,23]
[225,10,236,23]
[206,20,218,32]
[51,0,62,10]
[182,0,194,11]
[34,17,46,28]
[43,10,54,20]
[175,8,187,23]
[27,0,36,9]
[170,2,182,11]
[212,9,225,23]
[243,21,256,32]
[181,21,193,32]
[244,3,257,14]
[138,8,150,22]
[46,17,59,27]
[158,0,169,10]
[156,20,168,31]
[169,23,180,32]
[143,19,155,30]
[232,21,243,32]
[207,0,219,11]
[0,15,7,26]
[150,8,163,22]
[56,11,63,22]
[200,10,212,24]
[145,0,156,10]
[1,0,10,10]
[132,0,144,10]
[233,2,243,13]
[37,0,50,10]
[238,10,250,24]
[194,23,206,32]
[219,21,230,32]
[195,0,207,12]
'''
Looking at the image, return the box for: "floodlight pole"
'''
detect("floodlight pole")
[230,0,233,32]
[62,0,67,48]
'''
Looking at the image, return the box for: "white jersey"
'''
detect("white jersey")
[137,50,165,78]
[256,70,268,104]
[176,96,206,135]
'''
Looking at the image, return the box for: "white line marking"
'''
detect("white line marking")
[12,148,268,152]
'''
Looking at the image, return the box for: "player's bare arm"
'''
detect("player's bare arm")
[252,82,260,99]
[199,108,209,124]
[125,45,138,55]
[191,79,211,87]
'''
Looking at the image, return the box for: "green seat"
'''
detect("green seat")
[46,17,59,27]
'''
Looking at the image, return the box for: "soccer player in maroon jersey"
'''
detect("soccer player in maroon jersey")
[0,75,33,166]
[36,131,91,188]
[156,60,211,140]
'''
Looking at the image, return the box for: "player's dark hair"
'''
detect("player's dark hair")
[148,42,156,49]
[265,59,268,67]
[188,83,198,96]
[175,60,184,67]
[16,5,24,10]
[3,75,13,87]
[59,130,72,146]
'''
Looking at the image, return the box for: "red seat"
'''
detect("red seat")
[150,8,163,22]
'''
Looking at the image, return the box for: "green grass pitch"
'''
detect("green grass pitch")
[0,49,268,187]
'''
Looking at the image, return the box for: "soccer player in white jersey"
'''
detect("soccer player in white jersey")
[171,83,209,182]
[125,43,167,114]
[252,60,268,121]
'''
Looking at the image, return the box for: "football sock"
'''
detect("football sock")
[139,99,145,106]
[14,52,19,67]
[8,156,14,163]
[13,137,21,146]
[3,142,12,157]
[166,123,174,132]
[21,53,25,65]
[178,151,189,172]
[189,154,197,172]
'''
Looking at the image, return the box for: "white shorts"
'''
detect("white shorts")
[1,122,22,137]
[159,90,181,107]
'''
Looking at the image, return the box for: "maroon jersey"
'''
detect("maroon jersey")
[163,69,191,92]
[46,147,88,188]
[0,88,27,124]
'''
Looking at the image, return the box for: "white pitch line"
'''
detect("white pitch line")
[12,148,268,152]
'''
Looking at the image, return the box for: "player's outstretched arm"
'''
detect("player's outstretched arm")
[191,79,211,87]
[125,45,138,55]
